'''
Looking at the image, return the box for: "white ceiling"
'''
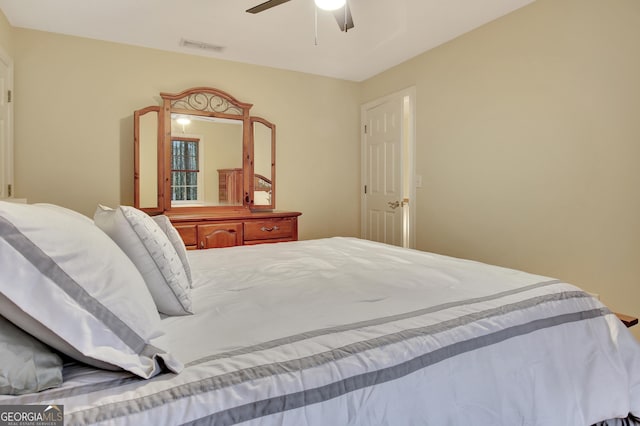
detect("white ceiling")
[0,0,534,81]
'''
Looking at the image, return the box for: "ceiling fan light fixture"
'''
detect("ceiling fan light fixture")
[314,0,346,11]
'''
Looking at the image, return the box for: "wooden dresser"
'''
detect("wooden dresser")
[168,210,302,249]
[134,87,298,250]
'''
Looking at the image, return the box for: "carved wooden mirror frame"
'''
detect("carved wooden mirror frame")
[134,86,277,214]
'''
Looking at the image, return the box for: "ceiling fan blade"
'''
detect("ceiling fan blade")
[332,3,354,31]
[246,0,292,14]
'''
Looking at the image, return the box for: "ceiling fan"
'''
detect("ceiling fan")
[246,0,355,32]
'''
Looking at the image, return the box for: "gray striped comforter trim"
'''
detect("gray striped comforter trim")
[67,288,599,424]
[183,307,607,426]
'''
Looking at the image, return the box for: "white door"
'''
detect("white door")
[0,48,13,200]
[361,88,415,248]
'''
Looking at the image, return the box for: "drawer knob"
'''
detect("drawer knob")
[260,225,280,232]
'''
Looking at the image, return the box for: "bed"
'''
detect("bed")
[1,201,640,425]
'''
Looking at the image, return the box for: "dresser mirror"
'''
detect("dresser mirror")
[251,117,276,210]
[134,87,277,214]
[134,106,162,212]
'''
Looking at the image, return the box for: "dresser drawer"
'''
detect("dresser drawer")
[244,219,294,241]
[174,224,197,248]
[198,222,243,249]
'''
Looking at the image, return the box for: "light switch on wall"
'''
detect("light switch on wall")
[415,175,423,188]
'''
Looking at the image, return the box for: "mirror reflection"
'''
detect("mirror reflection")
[135,107,161,211]
[252,119,274,208]
[170,115,243,207]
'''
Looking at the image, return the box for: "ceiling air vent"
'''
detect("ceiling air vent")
[180,38,225,53]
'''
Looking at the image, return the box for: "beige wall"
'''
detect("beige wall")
[362,0,640,322]
[0,9,12,56]
[12,29,361,240]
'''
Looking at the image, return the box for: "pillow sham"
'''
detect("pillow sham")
[0,201,182,379]
[94,205,192,316]
[152,215,193,286]
[0,315,63,395]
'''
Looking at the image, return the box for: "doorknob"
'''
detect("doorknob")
[388,201,400,209]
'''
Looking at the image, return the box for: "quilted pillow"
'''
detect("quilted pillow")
[0,315,63,395]
[152,215,192,286]
[94,205,192,316]
[0,201,182,379]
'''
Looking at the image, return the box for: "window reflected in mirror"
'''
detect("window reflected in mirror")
[171,138,200,203]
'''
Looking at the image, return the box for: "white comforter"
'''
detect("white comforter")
[5,237,640,425]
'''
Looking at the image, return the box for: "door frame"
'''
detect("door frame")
[361,86,416,248]
[0,45,14,200]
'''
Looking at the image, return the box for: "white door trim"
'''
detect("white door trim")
[0,45,14,200]
[361,86,416,248]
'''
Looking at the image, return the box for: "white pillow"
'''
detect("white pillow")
[94,205,192,316]
[0,201,182,379]
[0,314,63,395]
[152,215,193,287]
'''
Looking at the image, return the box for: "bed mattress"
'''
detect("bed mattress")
[2,237,640,425]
